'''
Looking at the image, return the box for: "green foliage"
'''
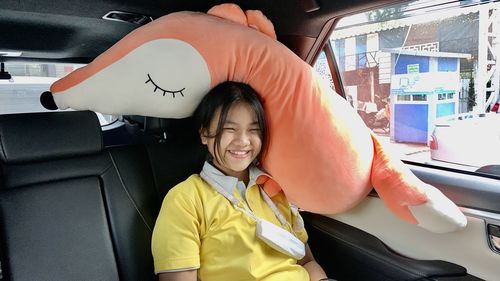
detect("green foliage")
[368,8,399,21]
[368,2,409,22]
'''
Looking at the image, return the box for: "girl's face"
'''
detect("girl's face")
[201,102,262,181]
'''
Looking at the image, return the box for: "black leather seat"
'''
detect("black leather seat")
[0,111,204,281]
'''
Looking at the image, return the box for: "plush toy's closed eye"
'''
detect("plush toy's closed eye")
[145,74,186,97]
[43,3,466,233]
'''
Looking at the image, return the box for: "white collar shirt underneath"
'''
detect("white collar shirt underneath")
[199,161,305,234]
[199,161,268,203]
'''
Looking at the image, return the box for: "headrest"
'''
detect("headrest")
[124,115,199,141]
[0,111,103,164]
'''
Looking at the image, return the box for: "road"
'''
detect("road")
[375,133,479,172]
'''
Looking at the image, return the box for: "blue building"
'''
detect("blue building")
[384,49,471,144]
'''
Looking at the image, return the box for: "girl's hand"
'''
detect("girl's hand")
[298,244,328,281]
[158,269,197,281]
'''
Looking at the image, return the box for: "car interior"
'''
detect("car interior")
[1,0,500,280]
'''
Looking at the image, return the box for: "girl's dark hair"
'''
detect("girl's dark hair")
[194,81,268,165]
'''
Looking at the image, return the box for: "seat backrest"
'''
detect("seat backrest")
[0,111,205,281]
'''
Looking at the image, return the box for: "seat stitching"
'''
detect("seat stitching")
[0,135,8,161]
[108,150,153,232]
[145,146,161,198]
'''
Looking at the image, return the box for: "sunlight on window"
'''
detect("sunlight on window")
[315,0,500,171]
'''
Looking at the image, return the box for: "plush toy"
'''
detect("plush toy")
[41,3,466,233]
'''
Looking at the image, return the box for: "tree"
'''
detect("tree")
[368,3,409,22]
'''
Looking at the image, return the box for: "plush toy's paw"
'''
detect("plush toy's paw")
[370,134,467,233]
[409,184,467,233]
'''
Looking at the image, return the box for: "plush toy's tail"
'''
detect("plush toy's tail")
[370,134,467,233]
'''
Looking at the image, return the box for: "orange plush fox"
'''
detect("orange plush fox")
[43,4,466,233]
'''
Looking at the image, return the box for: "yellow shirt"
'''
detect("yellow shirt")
[151,162,309,281]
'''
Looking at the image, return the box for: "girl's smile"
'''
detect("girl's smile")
[228,150,251,158]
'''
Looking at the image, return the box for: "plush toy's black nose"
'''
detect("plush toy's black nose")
[40,91,58,110]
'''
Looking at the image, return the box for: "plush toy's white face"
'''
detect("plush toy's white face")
[54,39,211,118]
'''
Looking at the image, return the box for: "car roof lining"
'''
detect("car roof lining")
[0,0,403,63]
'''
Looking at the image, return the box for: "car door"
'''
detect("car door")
[307,1,500,280]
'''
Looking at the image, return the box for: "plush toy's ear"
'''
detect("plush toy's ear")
[208,4,277,39]
[207,3,248,26]
[245,10,277,39]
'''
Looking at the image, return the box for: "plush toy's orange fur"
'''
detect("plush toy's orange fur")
[46,4,466,232]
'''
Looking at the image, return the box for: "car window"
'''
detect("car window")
[315,0,500,173]
[0,62,118,127]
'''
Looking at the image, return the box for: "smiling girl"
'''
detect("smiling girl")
[152,81,328,281]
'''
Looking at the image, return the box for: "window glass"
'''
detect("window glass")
[397,95,410,102]
[314,51,334,89]
[412,94,427,101]
[0,62,118,127]
[315,0,500,171]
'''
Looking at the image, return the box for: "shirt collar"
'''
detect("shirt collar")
[200,161,270,195]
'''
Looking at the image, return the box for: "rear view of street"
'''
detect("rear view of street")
[376,134,479,172]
